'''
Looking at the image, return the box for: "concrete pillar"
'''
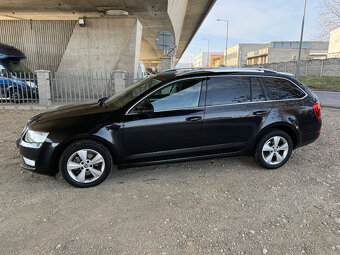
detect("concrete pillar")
[161,57,174,71]
[57,17,142,78]
[36,70,51,107]
[113,70,126,94]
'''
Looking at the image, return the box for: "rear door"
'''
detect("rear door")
[201,75,271,154]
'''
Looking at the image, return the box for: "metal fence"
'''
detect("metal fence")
[50,72,114,103]
[0,71,137,106]
[50,71,136,104]
[0,72,39,104]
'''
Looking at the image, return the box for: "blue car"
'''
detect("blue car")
[0,43,38,103]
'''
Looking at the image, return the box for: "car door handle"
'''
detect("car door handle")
[186,116,202,122]
[253,110,268,116]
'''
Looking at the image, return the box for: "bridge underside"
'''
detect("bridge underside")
[0,0,216,73]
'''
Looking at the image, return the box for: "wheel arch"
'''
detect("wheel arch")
[51,135,117,175]
[6,86,22,95]
[251,122,300,156]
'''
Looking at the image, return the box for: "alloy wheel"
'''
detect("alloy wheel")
[261,136,289,165]
[66,149,105,183]
[10,90,21,102]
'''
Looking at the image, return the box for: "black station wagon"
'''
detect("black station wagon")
[17,68,322,187]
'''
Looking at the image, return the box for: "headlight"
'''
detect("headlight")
[24,130,49,143]
[25,81,37,88]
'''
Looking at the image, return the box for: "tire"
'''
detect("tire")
[8,88,22,103]
[59,139,113,188]
[254,129,293,169]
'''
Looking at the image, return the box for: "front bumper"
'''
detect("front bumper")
[17,138,58,176]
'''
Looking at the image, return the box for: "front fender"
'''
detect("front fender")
[49,123,124,174]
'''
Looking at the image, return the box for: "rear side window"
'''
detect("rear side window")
[262,77,305,100]
[207,76,251,105]
[250,77,266,102]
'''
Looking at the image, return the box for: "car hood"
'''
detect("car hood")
[29,102,116,133]
[36,102,108,122]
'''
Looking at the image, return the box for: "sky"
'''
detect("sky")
[178,0,323,65]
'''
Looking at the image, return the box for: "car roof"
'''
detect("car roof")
[160,67,295,78]
[153,67,297,85]
[0,43,26,60]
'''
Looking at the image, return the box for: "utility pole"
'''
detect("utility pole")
[296,0,307,80]
[217,18,229,66]
[203,38,210,67]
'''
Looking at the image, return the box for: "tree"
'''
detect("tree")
[318,0,340,39]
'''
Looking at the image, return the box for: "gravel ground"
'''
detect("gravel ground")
[0,108,339,255]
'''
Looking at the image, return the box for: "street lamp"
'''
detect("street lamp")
[296,0,307,80]
[217,18,229,66]
[202,38,210,67]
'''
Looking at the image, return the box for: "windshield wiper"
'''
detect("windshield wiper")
[97,97,108,108]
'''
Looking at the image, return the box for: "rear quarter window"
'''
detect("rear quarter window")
[262,77,305,100]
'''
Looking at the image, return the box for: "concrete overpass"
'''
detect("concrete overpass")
[0,0,216,76]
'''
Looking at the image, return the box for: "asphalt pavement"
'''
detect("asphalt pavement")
[315,91,340,108]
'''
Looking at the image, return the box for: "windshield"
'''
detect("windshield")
[106,75,163,109]
[2,60,32,74]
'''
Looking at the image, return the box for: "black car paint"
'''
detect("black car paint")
[18,70,321,176]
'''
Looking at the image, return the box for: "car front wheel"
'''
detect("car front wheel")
[59,140,113,188]
[254,129,293,169]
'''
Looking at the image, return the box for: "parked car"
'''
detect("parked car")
[17,68,322,187]
[0,43,38,102]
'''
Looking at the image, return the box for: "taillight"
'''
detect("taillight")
[313,102,321,120]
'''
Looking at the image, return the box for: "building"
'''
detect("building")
[328,27,340,58]
[246,41,329,66]
[193,52,224,67]
[0,0,216,76]
[209,54,224,67]
[247,48,310,65]
[224,44,266,67]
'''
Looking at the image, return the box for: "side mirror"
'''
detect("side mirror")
[97,97,108,107]
[132,100,154,114]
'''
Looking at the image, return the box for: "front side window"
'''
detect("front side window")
[207,76,251,105]
[147,79,202,111]
[106,76,163,109]
[262,77,305,100]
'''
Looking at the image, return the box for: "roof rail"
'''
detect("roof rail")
[162,67,278,75]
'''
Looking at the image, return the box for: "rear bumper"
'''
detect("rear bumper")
[299,119,322,147]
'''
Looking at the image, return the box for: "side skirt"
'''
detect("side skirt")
[117,150,248,169]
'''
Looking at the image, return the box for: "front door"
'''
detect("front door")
[122,78,206,164]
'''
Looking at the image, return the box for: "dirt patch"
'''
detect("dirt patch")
[0,108,339,254]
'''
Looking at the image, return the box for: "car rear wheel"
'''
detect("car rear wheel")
[59,140,113,188]
[254,129,293,169]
